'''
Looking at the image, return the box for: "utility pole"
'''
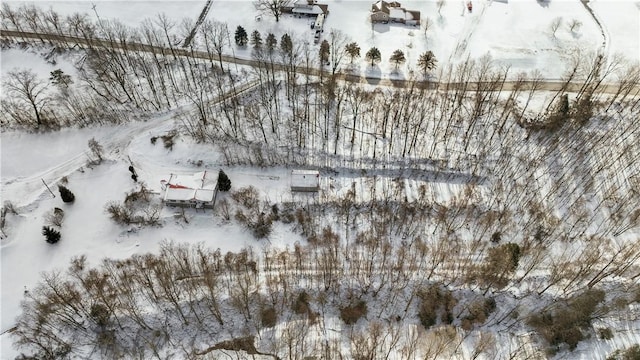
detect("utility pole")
[42,179,55,198]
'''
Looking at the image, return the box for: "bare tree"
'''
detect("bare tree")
[200,20,230,70]
[422,17,434,38]
[5,69,50,128]
[568,18,583,33]
[328,29,349,75]
[253,0,291,22]
[550,17,562,36]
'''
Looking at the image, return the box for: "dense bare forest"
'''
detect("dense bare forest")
[2,3,640,359]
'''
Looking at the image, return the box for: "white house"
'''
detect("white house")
[291,170,320,192]
[161,171,218,209]
[290,0,329,16]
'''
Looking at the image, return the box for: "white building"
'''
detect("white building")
[291,170,320,192]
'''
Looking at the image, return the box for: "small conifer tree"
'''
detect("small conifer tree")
[58,185,75,203]
[235,25,248,46]
[42,226,61,244]
[218,170,232,192]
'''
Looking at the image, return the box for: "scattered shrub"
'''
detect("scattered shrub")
[607,345,640,360]
[3,201,18,215]
[292,291,311,315]
[218,199,232,221]
[340,300,367,325]
[598,327,613,340]
[477,242,521,289]
[308,226,340,246]
[527,289,605,351]
[260,306,277,328]
[42,226,61,244]
[252,213,273,238]
[90,304,111,328]
[160,130,177,150]
[58,185,75,203]
[417,284,458,329]
[461,297,497,330]
[88,137,103,162]
[231,186,259,210]
[124,184,151,205]
[105,201,134,225]
[45,207,65,227]
[107,184,160,227]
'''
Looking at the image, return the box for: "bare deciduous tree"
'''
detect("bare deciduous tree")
[328,29,349,75]
[5,69,50,127]
[253,0,291,22]
[550,16,562,36]
[568,18,582,33]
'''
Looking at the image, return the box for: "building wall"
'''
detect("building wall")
[165,200,215,209]
[371,12,389,23]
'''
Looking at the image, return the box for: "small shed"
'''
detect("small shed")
[291,170,320,192]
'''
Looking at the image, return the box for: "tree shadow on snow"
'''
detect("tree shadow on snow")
[364,66,382,85]
[372,23,390,34]
[536,0,550,8]
[389,68,406,85]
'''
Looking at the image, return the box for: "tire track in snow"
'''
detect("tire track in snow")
[579,0,608,58]
[448,0,491,63]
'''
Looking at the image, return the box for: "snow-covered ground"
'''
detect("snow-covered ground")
[590,0,640,60]
[2,0,640,358]
[463,0,602,79]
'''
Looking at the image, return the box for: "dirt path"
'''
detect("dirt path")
[2,29,637,94]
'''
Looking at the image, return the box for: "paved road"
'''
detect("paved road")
[2,29,636,94]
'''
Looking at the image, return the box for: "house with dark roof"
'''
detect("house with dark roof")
[371,0,420,26]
